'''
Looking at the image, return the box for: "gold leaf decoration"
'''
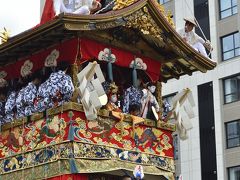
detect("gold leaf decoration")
[0,28,10,44]
[113,0,138,10]
[125,8,163,39]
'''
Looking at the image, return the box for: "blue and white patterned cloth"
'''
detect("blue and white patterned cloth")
[122,86,143,113]
[102,81,111,93]
[36,71,74,111]
[35,80,51,112]
[23,82,37,116]
[47,70,74,108]
[5,91,17,122]
[162,100,171,118]
[0,101,5,124]
[16,88,25,119]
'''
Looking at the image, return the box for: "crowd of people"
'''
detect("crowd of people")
[104,80,171,121]
[0,60,172,125]
[0,61,74,125]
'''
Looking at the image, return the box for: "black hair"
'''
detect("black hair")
[0,86,8,95]
[22,74,32,86]
[57,61,70,71]
[16,78,25,92]
[31,69,42,81]
[129,104,141,114]
[42,67,53,81]
[7,78,18,92]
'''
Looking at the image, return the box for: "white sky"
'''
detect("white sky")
[0,0,40,36]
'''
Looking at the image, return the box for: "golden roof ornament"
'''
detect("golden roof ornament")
[166,11,175,28]
[0,27,10,44]
[113,0,174,29]
[155,1,175,28]
[125,6,163,39]
[113,0,137,10]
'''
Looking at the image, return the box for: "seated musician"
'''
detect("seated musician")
[5,78,18,122]
[141,82,160,120]
[35,67,53,112]
[47,61,74,107]
[16,78,28,119]
[105,83,122,112]
[23,69,43,116]
[122,84,143,115]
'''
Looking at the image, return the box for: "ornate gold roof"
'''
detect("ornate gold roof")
[0,0,216,82]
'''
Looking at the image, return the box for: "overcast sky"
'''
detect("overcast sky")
[0,0,40,36]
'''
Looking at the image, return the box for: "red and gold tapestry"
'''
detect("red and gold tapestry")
[0,109,174,176]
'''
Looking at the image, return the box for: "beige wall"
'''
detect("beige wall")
[162,0,240,180]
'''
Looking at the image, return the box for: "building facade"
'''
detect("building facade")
[160,0,240,180]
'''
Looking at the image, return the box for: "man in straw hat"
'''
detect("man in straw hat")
[178,17,212,58]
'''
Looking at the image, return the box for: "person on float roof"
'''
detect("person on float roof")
[178,17,213,58]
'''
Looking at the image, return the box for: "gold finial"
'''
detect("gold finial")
[167,11,175,28]
[155,1,175,28]
[0,27,11,44]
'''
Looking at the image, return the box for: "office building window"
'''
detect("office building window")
[173,134,179,160]
[163,93,175,107]
[226,120,240,148]
[221,32,240,61]
[228,166,240,180]
[219,0,238,19]
[223,74,240,103]
[158,0,170,4]
[163,93,176,122]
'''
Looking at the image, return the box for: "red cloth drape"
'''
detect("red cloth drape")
[40,0,55,25]
[0,38,79,80]
[80,39,161,82]
[48,174,88,180]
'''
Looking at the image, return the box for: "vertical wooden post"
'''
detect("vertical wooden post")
[70,63,79,102]
[156,81,162,122]
[70,63,78,87]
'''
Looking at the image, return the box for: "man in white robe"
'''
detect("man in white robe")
[178,18,212,58]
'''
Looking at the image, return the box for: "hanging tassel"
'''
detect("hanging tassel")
[120,113,125,138]
[107,49,114,82]
[69,141,78,173]
[67,111,74,141]
[67,111,78,173]
[132,59,138,87]
[132,67,137,87]
[107,62,113,82]
[69,158,79,173]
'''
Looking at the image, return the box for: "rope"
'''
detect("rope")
[94,0,115,15]
[183,0,213,56]
[183,0,207,41]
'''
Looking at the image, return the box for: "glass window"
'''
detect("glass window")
[163,93,176,110]
[158,0,170,4]
[173,134,179,160]
[223,75,240,103]
[162,93,176,121]
[219,0,238,19]
[221,32,240,61]
[226,120,240,148]
[228,166,240,180]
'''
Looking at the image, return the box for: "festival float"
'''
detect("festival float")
[0,0,216,179]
